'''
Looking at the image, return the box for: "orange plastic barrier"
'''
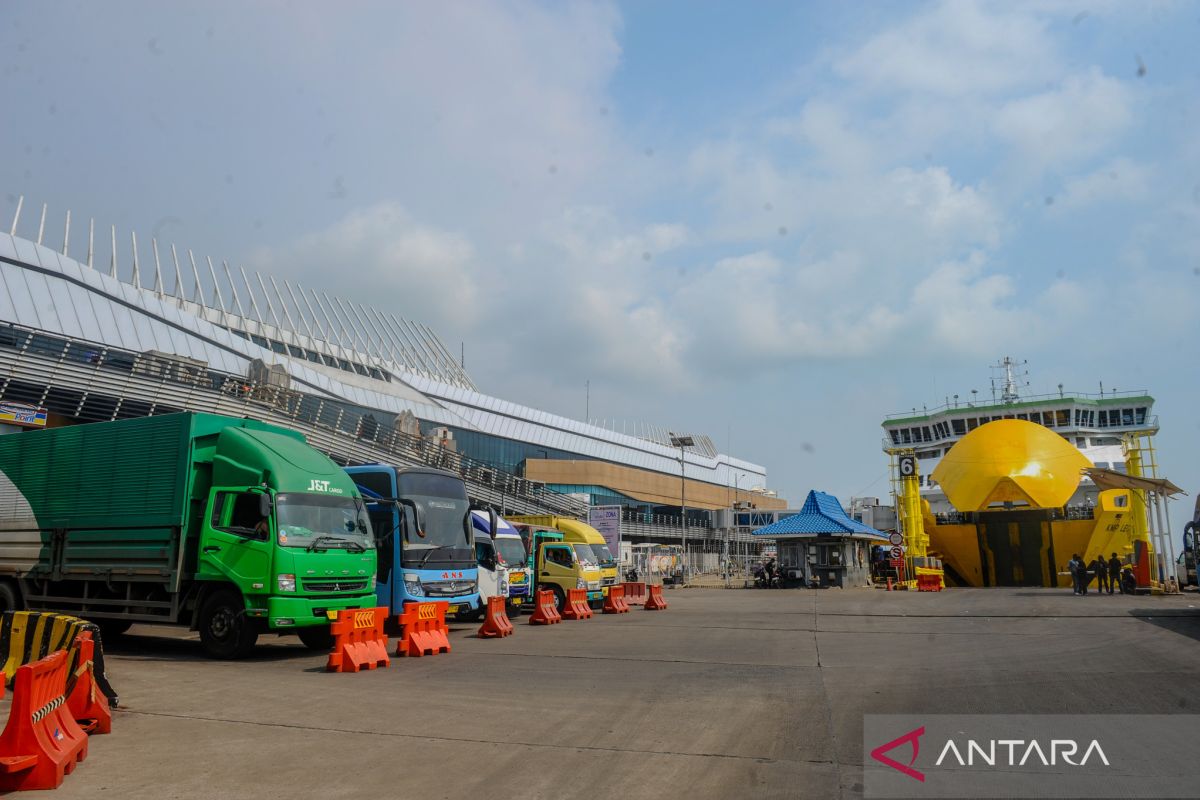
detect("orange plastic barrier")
[528,590,562,625]
[621,582,646,606]
[396,601,451,657]
[603,584,629,614]
[65,632,111,736]
[561,588,593,620]
[477,596,514,639]
[0,650,88,791]
[325,607,391,672]
[643,584,668,610]
[916,574,944,592]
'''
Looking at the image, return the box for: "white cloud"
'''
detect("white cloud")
[246,203,479,324]
[1050,158,1151,212]
[993,69,1134,170]
[835,1,1058,97]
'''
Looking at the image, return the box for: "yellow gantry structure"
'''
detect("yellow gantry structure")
[892,419,1163,589]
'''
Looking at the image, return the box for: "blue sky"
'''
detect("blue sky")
[2,1,1197,527]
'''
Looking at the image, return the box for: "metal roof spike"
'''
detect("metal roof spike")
[36,203,47,246]
[62,209,71,257]
[206,256,227,314]
[222,260,246,318]
[8,195,22,236]
[170,244,185,302]
[151,238,165,296]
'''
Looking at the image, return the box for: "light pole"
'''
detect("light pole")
[669,434,694,553]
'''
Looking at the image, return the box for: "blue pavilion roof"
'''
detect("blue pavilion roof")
[751,490,889,539]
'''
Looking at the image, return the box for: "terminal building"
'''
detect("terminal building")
[0,200,785,552]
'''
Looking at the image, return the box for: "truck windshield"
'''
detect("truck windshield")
[592,544,615,566]
[573,544,598,567]
[495,537,527,567]
[275,493,372,551]
[396,472,472,567]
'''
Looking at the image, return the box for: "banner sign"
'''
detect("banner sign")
[587,505,622,559]
[0,402,47,428]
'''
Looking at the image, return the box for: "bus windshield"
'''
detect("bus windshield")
[495,537,527,567]
[275,494,372,551]
[396,472,472,567]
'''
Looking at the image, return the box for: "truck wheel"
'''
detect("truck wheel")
[0,582,19,615]
[198,590,258,659]
[297,626,335,651]
[465,602,485,622]
[551,586,566,612]
[96,620,133,639]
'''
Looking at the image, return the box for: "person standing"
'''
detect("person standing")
[1107,553,1122,595]
[1091,555,1109,594]
[1067,554,1083,595]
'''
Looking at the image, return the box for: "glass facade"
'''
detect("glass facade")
[419,423,591,476]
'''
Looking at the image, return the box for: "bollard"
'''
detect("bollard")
[326,607,391,672]
[0,651,88,791]
[477,596,514,638]
[603,584,630,614]
[561,588,593,620]
[396,601,451,657]
[65,631,112,735]
[621,582,646,606]
[528,590,562,625]
[643,584,668,610]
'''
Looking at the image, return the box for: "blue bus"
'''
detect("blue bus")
[345,464,482,619]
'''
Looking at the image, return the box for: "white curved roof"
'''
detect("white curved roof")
[0,206,769,491]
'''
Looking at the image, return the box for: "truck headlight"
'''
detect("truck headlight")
[403,575,423,596]
[277,574,296,592]
[576,577,587,589]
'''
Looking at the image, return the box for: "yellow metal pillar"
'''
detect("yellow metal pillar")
[889,449,938,588]
[1123,433,1164,588]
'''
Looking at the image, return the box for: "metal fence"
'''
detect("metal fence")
[0,320,586,517]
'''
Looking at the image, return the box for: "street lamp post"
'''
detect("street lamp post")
[669,434,695,555]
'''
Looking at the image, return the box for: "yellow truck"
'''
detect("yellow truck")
[508,515,619,604]
[511,524,603,610]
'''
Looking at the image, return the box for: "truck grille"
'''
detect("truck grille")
[303,580,369,593]
[422,579,474,596]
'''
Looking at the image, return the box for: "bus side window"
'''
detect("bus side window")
[370,510,394,583]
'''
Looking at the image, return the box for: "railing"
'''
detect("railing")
[0,321,586,518]
[885,389,1153,421]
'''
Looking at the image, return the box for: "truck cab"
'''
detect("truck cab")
[513,524,603,609]
[346,465,480,619]
[471,512,530,615]
[509,515,617,602]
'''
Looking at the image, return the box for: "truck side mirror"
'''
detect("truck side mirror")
[258,492,272,519]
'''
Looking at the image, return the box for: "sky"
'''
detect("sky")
[1,1,1198,528]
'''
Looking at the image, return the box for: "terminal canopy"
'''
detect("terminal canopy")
[930,419,1090,512]
[752,490,889,540]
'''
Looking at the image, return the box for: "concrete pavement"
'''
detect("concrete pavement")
[28,586,1200,799]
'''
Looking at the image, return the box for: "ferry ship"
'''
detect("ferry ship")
[881,358,1157,516]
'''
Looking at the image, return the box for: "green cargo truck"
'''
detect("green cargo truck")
[0,412,377,658]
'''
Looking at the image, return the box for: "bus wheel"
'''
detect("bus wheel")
[198,590,258,659]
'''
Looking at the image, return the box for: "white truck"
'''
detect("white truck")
[470,511,531,616]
